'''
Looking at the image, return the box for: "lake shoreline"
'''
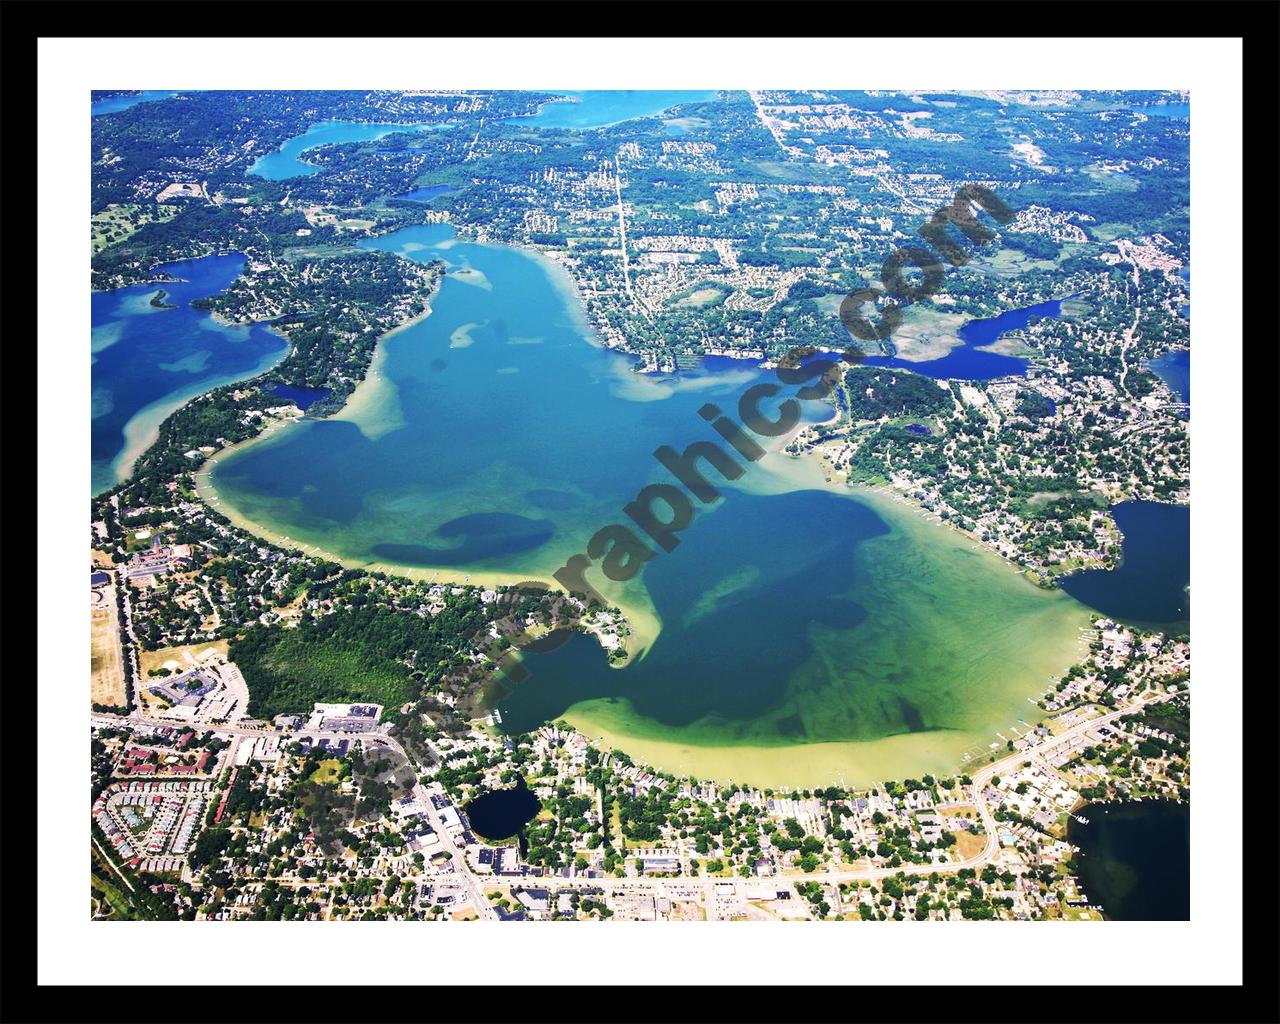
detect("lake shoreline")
[92,254,291,495]
[192,287,663,664]
[1068,798,1190,920]
[550,478,1091,789]
[195,225,1094,789]
[104,343,288,494]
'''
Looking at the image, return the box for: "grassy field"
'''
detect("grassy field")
[670,285,728,309]
[974,331,1035,357]
[309,758,343,785]
[746,158,815,182]
[124,530,158,554]
[90,585,126,708]
[972,247,1060,279]
[284,244,364,262]
[139,639,228,678]
[886,305,970,361]
[91,869,134,920]
[1082,166,1140,192]
[1026,490,1076,508]
[91,204,177,256]
[663,116,711,134]
[91,838,173,920]
[609,803,625,850]
[1089,221,1137,243]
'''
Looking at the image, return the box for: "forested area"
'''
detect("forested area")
[844,366,953,420]
[231,598,487,720]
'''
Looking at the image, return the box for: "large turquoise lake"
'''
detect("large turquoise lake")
[510,91,719,130]
[203,223,1094,787]
[92,254,287,495]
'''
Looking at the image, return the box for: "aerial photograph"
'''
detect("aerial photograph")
[87,87,1191,924]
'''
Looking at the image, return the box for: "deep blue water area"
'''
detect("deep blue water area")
[862,299,1065,381]
[1060,501,1189,633]
[464,779,542,854]
[92,253,287,494]
[271,384,332,412]
[1148,351,1189,406]
[1070,800,1190,920]
[250,121,445,180]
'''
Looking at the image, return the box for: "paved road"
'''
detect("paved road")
[806,697,1154,885]
[115,568,143,697]
[92,710,497,919]
[475,697,1153,893]
[408,779,497,920]
[92,695,1155,907]
[1118,308,1140,395]
[91,710,382,748]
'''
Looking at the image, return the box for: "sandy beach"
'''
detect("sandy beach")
[562,703,1010,791]
[198,453,664,664]
[105,332,289,493]
[192,315,664,669]
[328,304,434,440]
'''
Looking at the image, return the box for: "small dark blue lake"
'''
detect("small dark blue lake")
[863,298,1065,381]
[1069,800,1189,920]
[271,383,331,412]
[1060,501,1189,633]
[464,779,542,853]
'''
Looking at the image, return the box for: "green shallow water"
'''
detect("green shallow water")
[503,484,1089,787]
[204,224,1091,787]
